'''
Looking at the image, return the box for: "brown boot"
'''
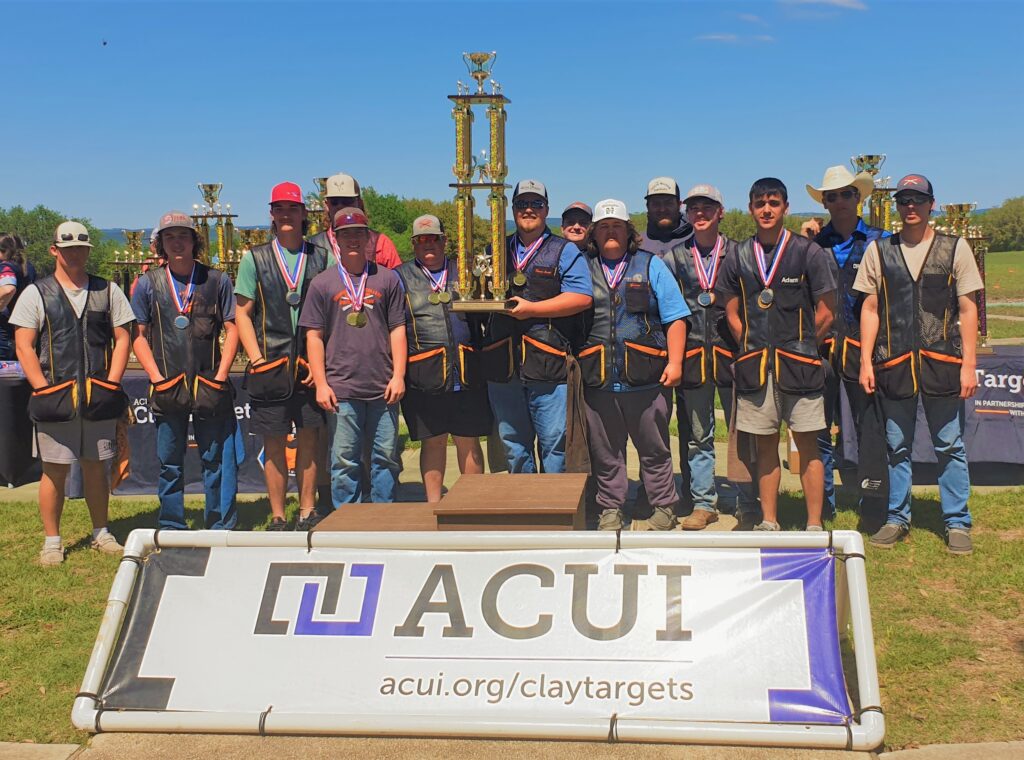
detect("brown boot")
[680,509,719,531]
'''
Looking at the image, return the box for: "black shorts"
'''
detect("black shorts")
[250,388,326,436]
[400,387,493,441]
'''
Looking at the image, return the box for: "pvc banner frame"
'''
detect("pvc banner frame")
[74,529,883,750]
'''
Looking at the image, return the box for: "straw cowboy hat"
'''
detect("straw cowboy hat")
[806,166,875,205]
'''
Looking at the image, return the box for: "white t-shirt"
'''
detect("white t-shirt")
[853,234,984,297]
[9,280,136,332]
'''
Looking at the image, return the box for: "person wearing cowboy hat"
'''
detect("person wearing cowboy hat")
[806,165,890,522]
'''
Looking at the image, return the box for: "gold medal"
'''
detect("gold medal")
[428,293,440,305]
[438,291,452,304]
[355,312,368,327]
[513,271,527,287]
[346,311,362,327]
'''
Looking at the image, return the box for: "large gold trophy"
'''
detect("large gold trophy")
[942,203,992,352]
[449,52,511,313]
[851,154,896,231]
[192,183,240,274]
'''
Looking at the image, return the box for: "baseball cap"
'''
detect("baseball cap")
[412,214,444,236]
[593,199,629,223]
[332,207,369,230]
[894,174,934,197]
[270,181,304,205]
[53,221,92,248]
[325,173,361,198]
[683,184,725,207]
[561,201,593,219]
[156,210,195,233]
[513,179,547,200]
[645,177,679,199]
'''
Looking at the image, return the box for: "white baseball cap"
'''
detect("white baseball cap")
[593,199,629,223]
[53,221,92,248]
[645,176,679,198]
[325,173,361,198]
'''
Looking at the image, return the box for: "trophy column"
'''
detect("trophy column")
[851,154,896,232]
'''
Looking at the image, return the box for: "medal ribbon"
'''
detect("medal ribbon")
[416,261,448,293]
[690,235,724,291]
[166,264,196,315]
[601,255,629,292]
[337,262,368,312]
[272,238,306,292]
[752,228,791,288]
[326,227,342,263]
[512,233,546,274]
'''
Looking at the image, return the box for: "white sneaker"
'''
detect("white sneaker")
[39,544,65,566]
[91,532,124,555]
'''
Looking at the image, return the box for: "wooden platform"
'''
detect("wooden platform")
[313,473,587,532]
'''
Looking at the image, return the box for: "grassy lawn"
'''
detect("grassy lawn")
[987,304,1024,318]
[984,317,1024,340]
[1,490,1022,750]
[982,250,1024,301]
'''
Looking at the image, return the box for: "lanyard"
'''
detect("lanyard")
[337,262,368,312]
[416,261,448,293]
[752,228,791,288]
[513,233,546,273]
[690,235,724,291]
[166,264,196,315]
[272,238,306,291]
[601,255,629,291]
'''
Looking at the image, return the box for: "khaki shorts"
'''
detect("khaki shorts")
[736,374,825,435]
[33,417,117,464]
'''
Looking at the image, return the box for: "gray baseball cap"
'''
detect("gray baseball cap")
[683,184,725,207]
[513,179,547,200]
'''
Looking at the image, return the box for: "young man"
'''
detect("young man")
[855,174,982,555]
[807,166,890,519]
[235,182,328,530]
[560,202,592,248]
[396,215,490,501]
[300,207,407,505]
[664,185,758,529]
[640,177,693,258]
[12,222,134,565]
[131,211,239,531]
[307,172,401,269]
[483,179,593,474]
[717,178,836,532]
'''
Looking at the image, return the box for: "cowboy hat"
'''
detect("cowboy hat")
[806,165,875,205]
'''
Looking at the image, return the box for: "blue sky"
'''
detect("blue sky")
[3,0,1022,227]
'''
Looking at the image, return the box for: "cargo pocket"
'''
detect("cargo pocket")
[407,345,448,394]
[874,352,918,400]
[28,379,79,423]
[576,343,605,387]
[193,374,234,419]
[840,337,862,383]
[774,347,825,395]
[623,338,668,387]
[457,344,481,389]
[150,373,192,417]
[83,377,128,421]
[733,348,768,394]
[521,332,569,383]
[244,356,294,402]
[919,346,962,397]
[481,337,515,383]
[712,345,734,387]
[680,343,706,389]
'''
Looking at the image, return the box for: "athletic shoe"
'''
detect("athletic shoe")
[646,505,677,531]
[39,544,65,566]
[267,517,288,532]
[869,523,908,549]
[90,532,123,555]
[680,509,719,531]
[295,511,323,532]
[598,508,625,532]
[805,525,825,532]
[946,528,973,556]
[753,520,781,532]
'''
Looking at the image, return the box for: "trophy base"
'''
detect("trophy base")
[451,299,513,314]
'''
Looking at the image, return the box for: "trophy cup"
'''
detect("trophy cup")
[192,183,237,265]
[851,154,896,231]
[449,52,511,313]
[113,229,146,293]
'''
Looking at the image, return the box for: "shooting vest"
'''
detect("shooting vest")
[145,263,225,380]
[249,241,327,362]
[396,259,468,393]
[35,275,113,384]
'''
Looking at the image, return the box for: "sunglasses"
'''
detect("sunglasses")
[59,232,90,242]
[513,199,547,211]
[824,189,858,203]
[896,194,932,207]
[561,215,591,228]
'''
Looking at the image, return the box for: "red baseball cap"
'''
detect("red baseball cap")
[332,207,369,230]
[270,182,304,206]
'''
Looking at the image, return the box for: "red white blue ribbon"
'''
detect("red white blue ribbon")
[272,238,306,291]
[416,260,448,293]
[512,234,546,274]
[337,262,368,312]
[602,255,629,291]
[166,264,196,315]
[752,228,791,288]
[690,235,724,291]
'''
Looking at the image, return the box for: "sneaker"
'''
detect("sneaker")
[295,511,323,532]
[680,509,719,531]
[598,508,625,532]
[39,544,65,566]
[646,505,677,531]
[805,525,824,532]
[753,520,781,532]
[90,532,123,555]
[267,517,288,532]
[946,528,973,556]
[869,523,908,549]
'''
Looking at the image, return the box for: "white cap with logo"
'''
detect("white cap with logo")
[513,179,548,200]
[53,221,92,248]
[645,177,679,198]
[593,199,630,223]
[325,173,361,198]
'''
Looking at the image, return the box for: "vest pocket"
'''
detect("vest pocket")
[680,343,707,389]
[193,374,235,419]
[457,344,481,389]
[520,331,569,383]
[189,305,218,341]
[244,356,294,402]
[407,345,448,394]
[874,352,918,400]
[920,272,952,318]
[624,282,651,313]
[150,374,192,416]
[83,377,128,421]
[623,338,668,387]
[527,268,560,301]
[774,346,825,395]
[28,379,79,423]
[840,337,862,383]
[819,337,836,365]
[733,348,768,394]
[919,346,962,397]
[576,343,605,387]
[481,337,515,383]
[712,345,735,387]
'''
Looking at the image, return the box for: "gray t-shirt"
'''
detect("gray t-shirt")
[10,280,136,331]
[298,263,406,401]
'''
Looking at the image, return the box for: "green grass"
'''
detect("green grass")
[2,490,1022,749]
[982,250,1024,301]
[983,317,1024,340]
[987,304,1024,318]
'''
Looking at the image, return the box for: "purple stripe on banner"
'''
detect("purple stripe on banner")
[761,548,851,724]
[293,564,384,636]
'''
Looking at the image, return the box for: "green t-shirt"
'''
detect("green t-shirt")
[235,243,307,332]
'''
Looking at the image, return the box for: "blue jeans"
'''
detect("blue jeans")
[817,369,841,518]
[719,384,760,515]
[879,394,972,530]
[676,383,718,512]
[329,399,400,505]
[156,413,238,530]
[487,378,566,473]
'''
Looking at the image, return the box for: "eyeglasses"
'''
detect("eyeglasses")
[896,194,932,207]
[513,199,547,211]
[561,215,591,228]
[59,233,90,242]
[824,189,858,203]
